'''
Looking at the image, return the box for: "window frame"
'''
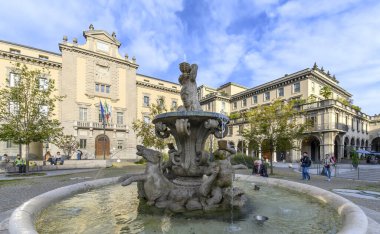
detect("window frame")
[79,107,88,121]
[293,82,301,93]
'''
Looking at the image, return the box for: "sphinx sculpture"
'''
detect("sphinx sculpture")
[119,62,247,212]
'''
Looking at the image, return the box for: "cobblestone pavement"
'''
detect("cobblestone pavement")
[0,165,379,233]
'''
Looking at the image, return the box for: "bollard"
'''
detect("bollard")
[357,166,360,180]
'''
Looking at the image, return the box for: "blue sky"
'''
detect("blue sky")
[0,0,379,115]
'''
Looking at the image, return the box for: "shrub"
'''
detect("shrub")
[134,157,146,165]
[351,150,359,168]
[230,153,258,169]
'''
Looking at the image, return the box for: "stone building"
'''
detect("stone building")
[0,25,378,162]
[199,65,377,162]
[0,25,181,160]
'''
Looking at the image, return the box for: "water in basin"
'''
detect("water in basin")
[36,181,342,234]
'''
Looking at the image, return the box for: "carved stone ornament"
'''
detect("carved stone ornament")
[175,119,190,136]
[155,122,170,138]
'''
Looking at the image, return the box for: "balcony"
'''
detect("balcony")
[74,121,128,131]
[307,123,348,132]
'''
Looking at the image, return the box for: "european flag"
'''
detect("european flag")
[100,101,105,122]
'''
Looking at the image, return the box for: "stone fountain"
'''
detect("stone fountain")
[119,62,247,212]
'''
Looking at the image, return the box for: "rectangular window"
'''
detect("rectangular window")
[311,82,315,93]
[99,110,103,122]
[143,96,150,107]
[95,84,99,92]
[9,73,20,87]
[253,95,258,104]
[144,116,150,124]
[79,107,88,121]
[105,85,110,93]
[238,125,244,135]
[352,118,355,130]
[10,48,20,54]
[264,92,270,101]
[207,102,211,110]
[101,84,105,92]
[117,140,123,149]
[6,140,12,148]
[357,120,360,132]
[172,100,177,109]
[40,105,48,115]
[233,102,237,109]
[242,98,247,107]
[278,87,284,97]
[9,101,19,114]
[117,112,124,124]
[39,78,48,90]
[293,82,300,93]
[79,139,87,149]
[228,126,233,136]
[221,102,225,111]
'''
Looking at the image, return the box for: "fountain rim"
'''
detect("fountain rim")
[8,175,368,234]
[153,111,229,124]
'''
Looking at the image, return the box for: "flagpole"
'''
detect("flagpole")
[103,118,106,160]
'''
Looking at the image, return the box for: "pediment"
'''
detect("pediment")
[83,30,121,47]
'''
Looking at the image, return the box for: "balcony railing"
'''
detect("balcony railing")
[75,121,128,131]
[307,123,348,132]
[300,99,371,119]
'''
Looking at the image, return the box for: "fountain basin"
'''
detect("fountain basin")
[8,176,368,234]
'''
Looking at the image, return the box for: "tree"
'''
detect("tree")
[132,97,173,151]
[0,63,64,172]
[242,100,310,174]
[52,134,78,159]
[320,86,333,99]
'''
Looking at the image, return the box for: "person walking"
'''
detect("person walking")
[76,149,83,160]
[323,154,333,181]
[15,154,26,173]
[300,152,311,180]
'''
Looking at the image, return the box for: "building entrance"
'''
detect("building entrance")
[95,134,110,159]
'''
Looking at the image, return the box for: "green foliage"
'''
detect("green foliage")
[320,86,333,99]
[134,157,147,164]
[351,150,359,167]
[337,97,350,106]
[52,134,78,158]
[162,152,169,162]
[0,63,64,171]
[242,99,310,174]
[230,153,258,169]
[351,105,361,112]
[132,97,173,151]
[229,112,241,120]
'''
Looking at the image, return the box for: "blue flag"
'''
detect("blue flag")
[99,101,105,122]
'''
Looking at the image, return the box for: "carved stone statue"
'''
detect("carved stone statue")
[177,62,202,111]
[120,62,246,213]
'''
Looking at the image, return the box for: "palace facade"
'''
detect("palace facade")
[0,25,379,161]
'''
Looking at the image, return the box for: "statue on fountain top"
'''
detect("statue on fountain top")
[177,62,202,111]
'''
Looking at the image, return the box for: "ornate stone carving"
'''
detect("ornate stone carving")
[120,62,245,213]
[155,122,170,138]
[177,62,202,111]
[175,119,190,136]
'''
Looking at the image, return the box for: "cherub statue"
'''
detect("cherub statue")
[177,62,202,111]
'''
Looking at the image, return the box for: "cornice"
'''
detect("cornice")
[231,72,309,101]
[0,50,62,69]
[310,70,351,97]
[59,43,138,69]
[200,95,230,104]
[136,81,180,94]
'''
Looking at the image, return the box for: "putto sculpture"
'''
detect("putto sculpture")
[119,62,247,212]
